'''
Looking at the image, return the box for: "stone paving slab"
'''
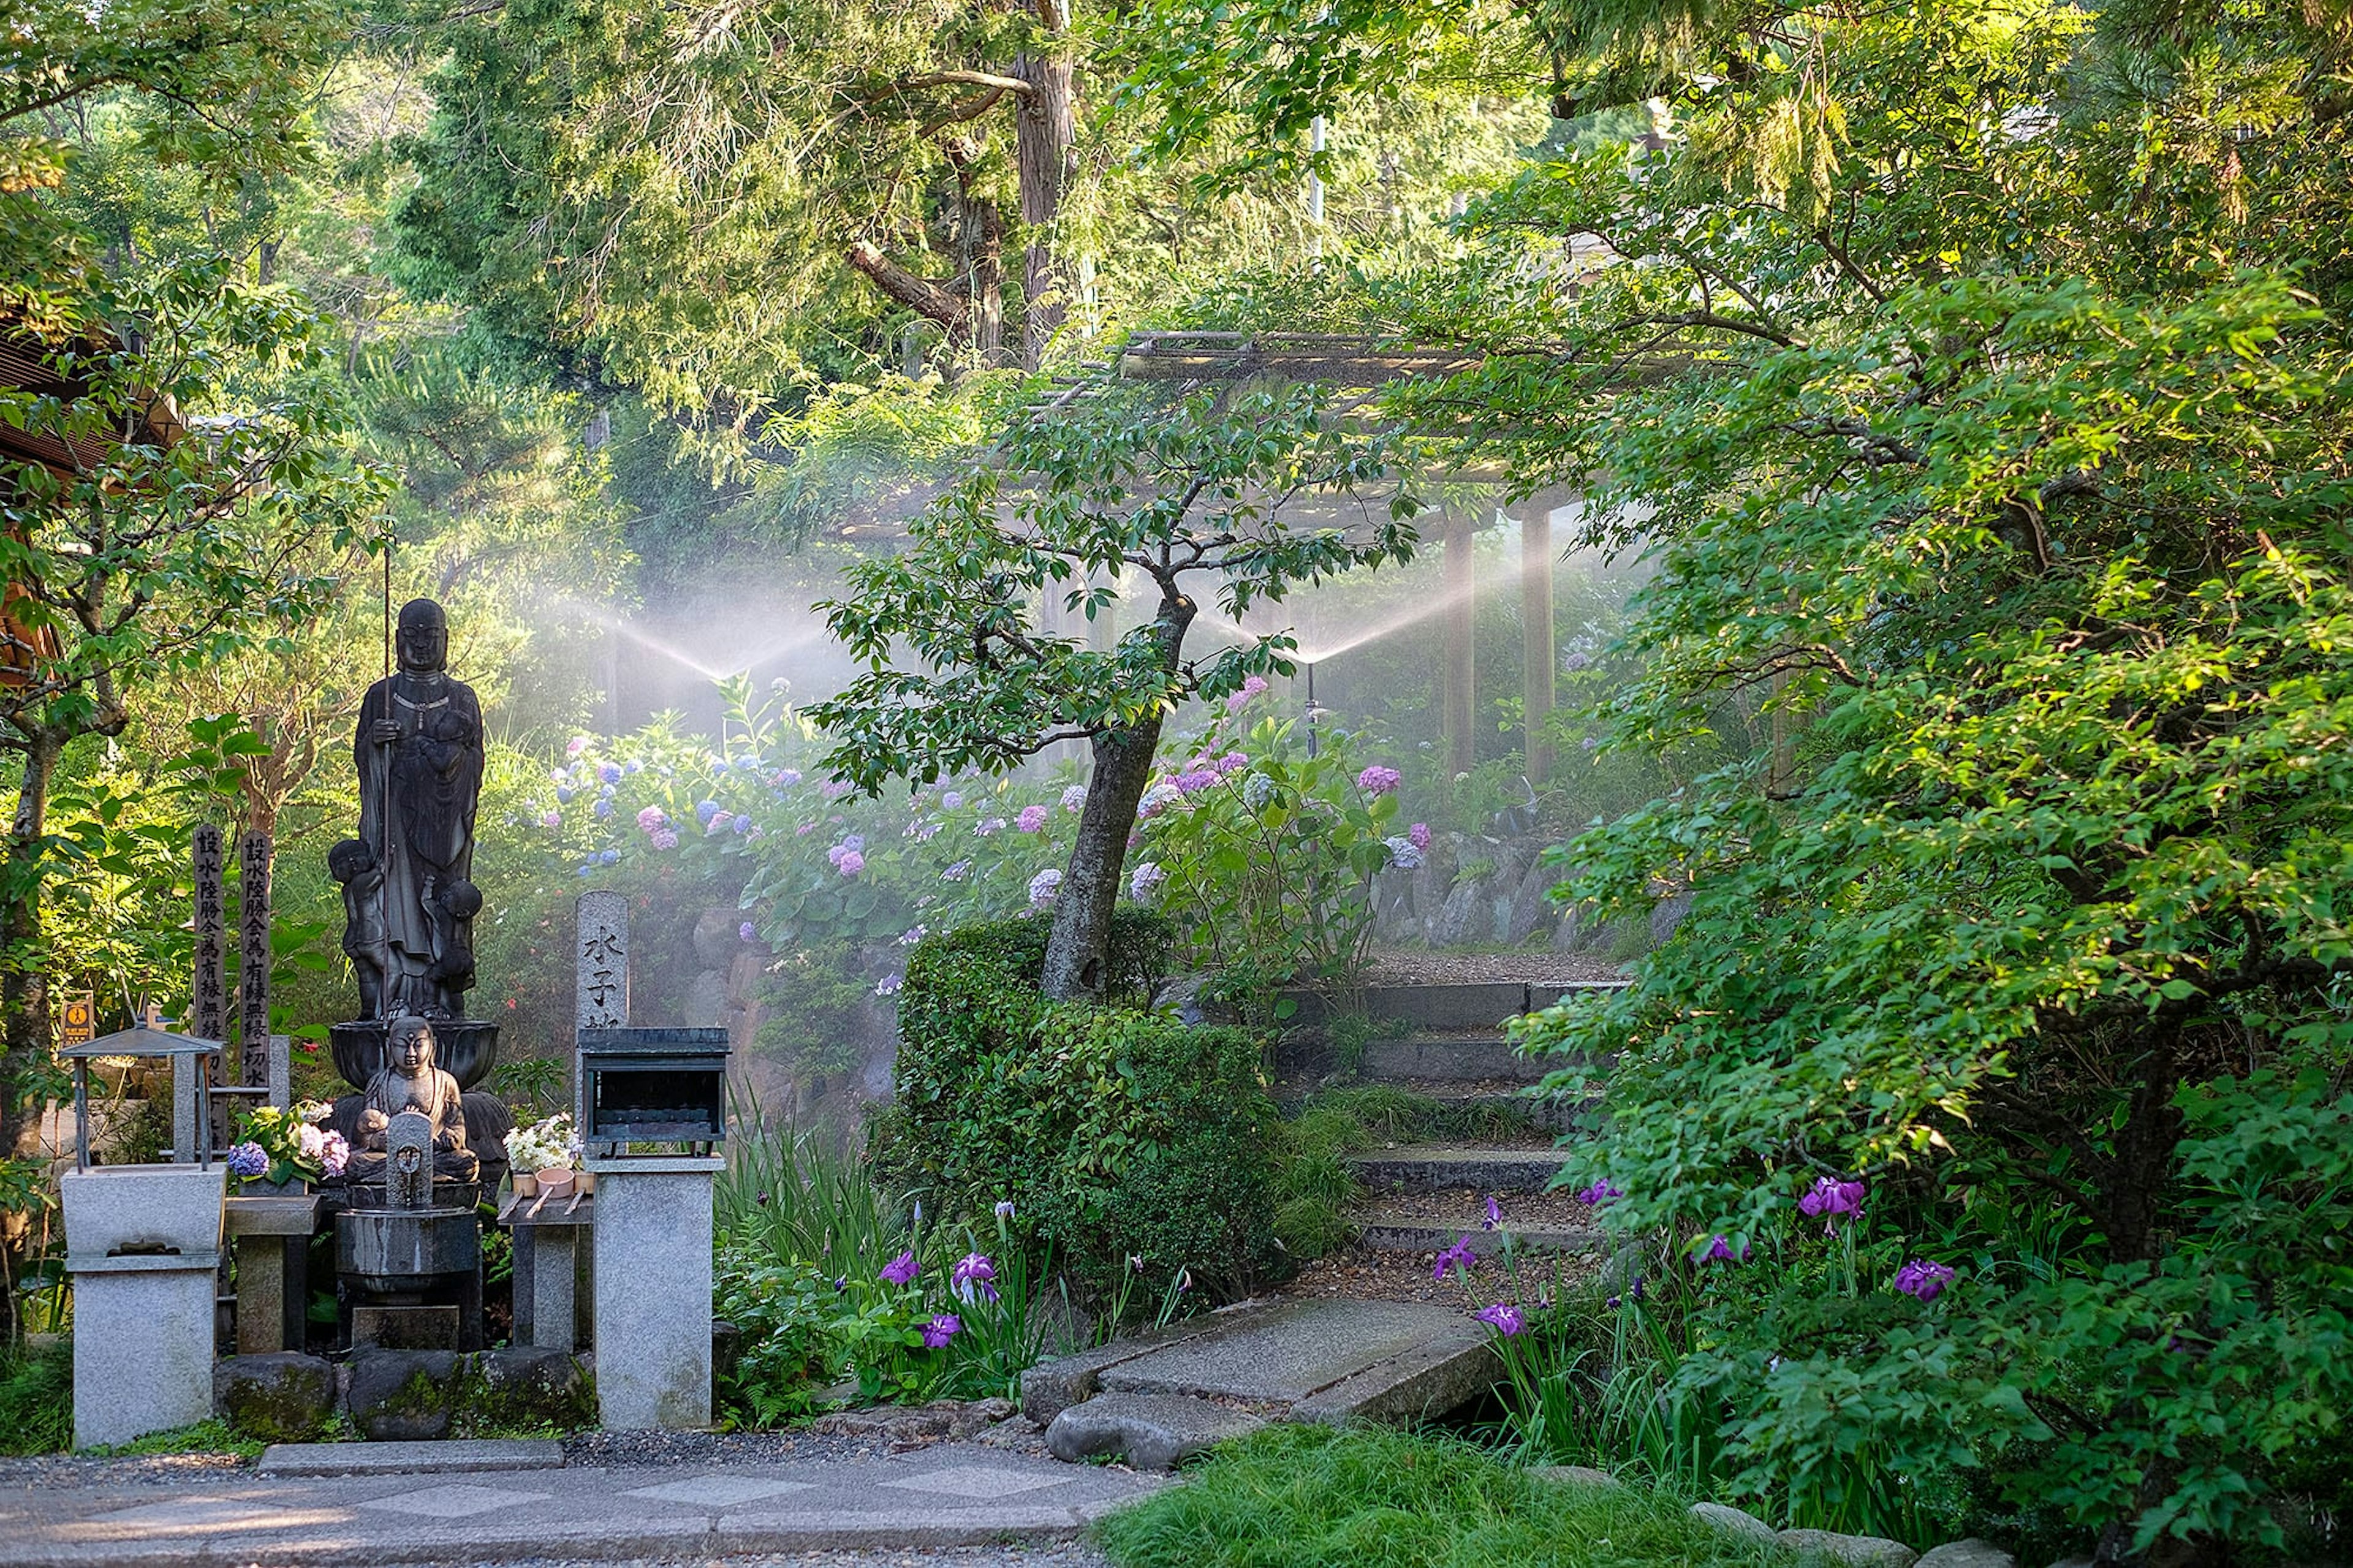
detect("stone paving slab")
[257,1439,565,1477]
[7,1443,1166,1567]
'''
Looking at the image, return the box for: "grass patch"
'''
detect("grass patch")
[91,1419,263,1460]
[1094,1424,1792,1568]
[0,1338,73,1456]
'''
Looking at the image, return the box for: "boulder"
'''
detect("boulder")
[1917,1542,2019,1568]
[214,1352,335,1442]
[1691,1502,1779,1542]
[1506,856,1560,945]
[1531,1464,1621,1489]
[691,907,741,968]
[346,1349,459,1441]
[1044,1392,1263,1472]
[1431,881,1485,947]
[463,1346,592,1434]
[1648,891,1693,947]
[1780,1529,1920,1568]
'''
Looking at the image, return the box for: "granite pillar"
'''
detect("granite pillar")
[61,1164,225,1449]
[588,1156,718,1429]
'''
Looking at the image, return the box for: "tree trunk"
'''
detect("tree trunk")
[1520,507,1555,786]
[1041,593,1191,1001]
[942,143,1007,368]
[0,731,62,1345]
[1011,49,1077,369]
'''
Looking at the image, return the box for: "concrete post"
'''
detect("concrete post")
[1520,507,1556,786]
[1441,513,1477,778]
[587,1156,719,1428]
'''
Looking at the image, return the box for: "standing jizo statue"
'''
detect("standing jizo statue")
[338,598,485,1020]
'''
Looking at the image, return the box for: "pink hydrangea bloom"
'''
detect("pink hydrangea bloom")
[836,850,865,877]
[1357,765,1403,795]
[1408,822,1431,852]
[1016,805,1049,833]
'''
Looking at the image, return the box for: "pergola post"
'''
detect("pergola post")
[1442,513,1476,778]
[1521,507,1556,785]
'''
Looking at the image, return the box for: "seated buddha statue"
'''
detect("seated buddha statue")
[343,1015,480,1188]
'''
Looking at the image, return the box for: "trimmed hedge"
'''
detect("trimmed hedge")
[882,912,1286,1301]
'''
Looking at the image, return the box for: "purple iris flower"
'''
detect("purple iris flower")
[920,1313,961,1348]
[1895,1260,1955,1301]
[952,1252,999,1305]
[1798,1176,1867,1233]
[1433,1235,1477,1281]
[1474,1303,1526,1336]
[880,1251,919,1286]
[1703,1235,1750,1263]
[1574,1179,1623,1207]
[1482,1195,1502,1232]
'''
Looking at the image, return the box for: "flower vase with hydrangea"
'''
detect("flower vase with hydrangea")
[502,1113,580,1199]
[225,1101,348,1192]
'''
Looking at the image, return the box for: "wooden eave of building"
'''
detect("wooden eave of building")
[0,314,188,484]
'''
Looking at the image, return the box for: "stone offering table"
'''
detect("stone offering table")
[498,1187,593,1353]
[60,1163,227,1449]
[224,1192,324,1355]
[586,1155,720,1430]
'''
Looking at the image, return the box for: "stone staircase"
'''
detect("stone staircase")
[1299,980,1623,1261]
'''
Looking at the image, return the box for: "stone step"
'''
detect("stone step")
[1277,980,1631,1031]
[1355,1189,1602,1256]
[1360,1035,1548,1083]
[1414,1088,1592,1136]
[1349,1145,1566,1195]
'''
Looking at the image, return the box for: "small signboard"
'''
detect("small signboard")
[58,991,94,1048]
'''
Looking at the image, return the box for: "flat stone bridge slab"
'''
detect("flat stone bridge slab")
[1024,1297,1499,1468]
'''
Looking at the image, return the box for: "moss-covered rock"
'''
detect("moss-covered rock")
[213,1353,335,1443]
[346,1350,458,1441]
[454,1347,593,1436]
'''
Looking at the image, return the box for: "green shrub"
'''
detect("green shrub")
[1093,1423,1796,1568]
[889,912,1284,1303]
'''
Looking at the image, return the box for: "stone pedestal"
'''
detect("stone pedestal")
[224,1194,322,1355]
[501,1190,591,1353]
[586,1156,719,1430]
[60,1164,225,1449]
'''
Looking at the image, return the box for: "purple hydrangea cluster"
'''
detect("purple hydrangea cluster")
[1061,785,1087,813]
[225,1142,269,1180]
[1171,767,1221,794]
[874,973,903,997]
[1016,805,1049,833]
[941,860,971,882]
[1224,675,1270,713]
[1357,765,1403,795]
[976,816,1007,836]
[1129,861,1166,900]
[1028,868,1063,907]
[1408,822,1431,852]
[1137,783,1183,819]
[900,925,927,945]
[1895,1260,1955,1301]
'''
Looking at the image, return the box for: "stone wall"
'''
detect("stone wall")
[1371,830,1682,956]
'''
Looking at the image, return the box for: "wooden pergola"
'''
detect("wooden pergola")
[1024,330,1581,783]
